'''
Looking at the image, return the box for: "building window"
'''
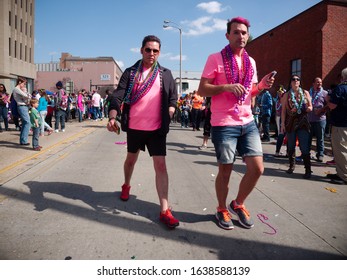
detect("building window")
[30,47,32,63]
[25,22,27,35]
[291,59,302,77]
[9,11,11,26]
[15,40,17,58]
[182,82,189,92]
[9,38,11,57]
[20,19,23,32]
[25,45,27,61]
[15,15,17,29]
[20,43,22,59]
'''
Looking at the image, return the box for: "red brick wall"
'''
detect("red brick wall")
[322,3,347,87]
[246,1,347,92]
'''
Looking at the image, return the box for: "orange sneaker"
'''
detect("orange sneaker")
[228,200,254,229]
[120,184,131,201]
[160,208,179,228]
[215,207,234,230]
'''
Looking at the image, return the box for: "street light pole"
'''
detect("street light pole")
[163,20,182,96]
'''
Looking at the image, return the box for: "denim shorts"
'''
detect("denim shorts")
[211,121,263,164]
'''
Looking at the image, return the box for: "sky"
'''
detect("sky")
[34,0,322,72]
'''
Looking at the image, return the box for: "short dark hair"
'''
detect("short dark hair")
[227,17,250,34]
[142,35,161,48]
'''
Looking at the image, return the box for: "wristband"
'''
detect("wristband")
[108,117,116,122]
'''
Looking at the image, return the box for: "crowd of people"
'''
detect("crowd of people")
[1,17,346,231]
[0,79,111,151]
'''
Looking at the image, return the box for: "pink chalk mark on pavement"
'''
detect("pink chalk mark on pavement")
[257,213,277,235]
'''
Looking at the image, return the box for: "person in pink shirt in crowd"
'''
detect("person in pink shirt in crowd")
[198,17,275,230]
[107,35,179,229]
[76,90,85,122]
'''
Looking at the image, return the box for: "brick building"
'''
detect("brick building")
[246,0,347,91]
[35,52,123,96]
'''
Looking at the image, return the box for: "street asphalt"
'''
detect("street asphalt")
[0,118,346,260]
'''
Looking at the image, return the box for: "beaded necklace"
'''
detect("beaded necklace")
[125,60,159,105]
[290,88,304,114]
[309,87,322,107]
[221,45,253,113]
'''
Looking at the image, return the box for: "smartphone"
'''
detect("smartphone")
[269,71,277,78]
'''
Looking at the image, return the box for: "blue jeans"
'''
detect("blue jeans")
[55,109,66,130]
[287,129,310,155]
[309,120,326,158]
[78,108,83,122]
[0,105,9,130]
[181,111,189,127]
[261,114,271,140]
[17,105,30,144]
[32,126,40,148]
[212,121,263,164]
[93,106,101,119]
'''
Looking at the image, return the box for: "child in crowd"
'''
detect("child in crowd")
[29,98,42,151]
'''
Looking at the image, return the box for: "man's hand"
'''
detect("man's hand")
[258,72,276,91]
[107,118,120,134]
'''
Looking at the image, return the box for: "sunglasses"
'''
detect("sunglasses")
[144,48,159,54]
[291,78,300,81]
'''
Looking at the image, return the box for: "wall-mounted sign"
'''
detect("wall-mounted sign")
[100,74,111,81]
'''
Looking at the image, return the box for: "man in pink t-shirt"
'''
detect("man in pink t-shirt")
[198,17,275,230]
[107,35,179,229]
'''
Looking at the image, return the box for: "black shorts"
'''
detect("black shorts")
[127,129,167,156]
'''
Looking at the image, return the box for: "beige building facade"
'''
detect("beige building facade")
[0,0,36,93]
[35,53,123,96]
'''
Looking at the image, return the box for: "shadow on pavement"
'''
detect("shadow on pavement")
[0,183,345,260]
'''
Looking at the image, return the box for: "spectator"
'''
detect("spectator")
[38,89,54,136]
[308,77,329,162]
[191,91,204,131]
[0,83,10,132]
[29,98,42,151]
[12,77,31,145]
[281,75,313,179]
[260,89,273,142]
[325,68,347,185]
[92,90,102,120]
[54,81,68,132]
[274,85,286,156]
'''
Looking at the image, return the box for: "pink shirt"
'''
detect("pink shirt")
[201,51,258,126]
[129,68,161,131]
[77,94,84,111]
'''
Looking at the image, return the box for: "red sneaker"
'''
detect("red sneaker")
[120,184,131,201]
[160,208,179,228]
